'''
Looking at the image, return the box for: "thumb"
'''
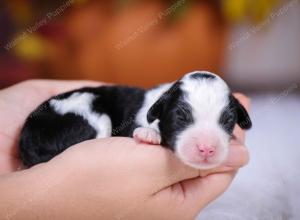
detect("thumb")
[180,171,236,211]
[108,138,202,193]
[63,137,201,192]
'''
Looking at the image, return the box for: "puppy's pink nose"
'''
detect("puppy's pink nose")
[198,145,215,158]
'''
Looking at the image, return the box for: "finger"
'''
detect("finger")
[70,137,201,192]
[128,141,201,192]
[180,171,237,212]
[223,142,249,168]
[154,170,237,218]
[232,124,246,144]
[233,93,250,111]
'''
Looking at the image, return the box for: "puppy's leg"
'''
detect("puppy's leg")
[133,127,161,145]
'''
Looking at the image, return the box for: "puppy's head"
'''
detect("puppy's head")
[147,71,252,169]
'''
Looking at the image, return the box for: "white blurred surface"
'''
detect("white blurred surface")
[224,2,300,89]
[198,93,300,220]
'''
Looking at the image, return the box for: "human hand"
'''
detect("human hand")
[0,80,249,219]
[15,109,248,220]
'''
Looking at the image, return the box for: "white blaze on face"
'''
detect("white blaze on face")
[175,71,231,169]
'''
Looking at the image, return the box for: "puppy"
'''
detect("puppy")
[19,71,252,168]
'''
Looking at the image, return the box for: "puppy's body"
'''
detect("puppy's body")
[20,71,252,168]
[20,86,146,167]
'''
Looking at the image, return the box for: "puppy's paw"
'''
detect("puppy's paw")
[133,127,161,145]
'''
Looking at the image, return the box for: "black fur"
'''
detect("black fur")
[147,81,194,149]
[19,86,145,167]
[229,95,252,130]
[219,94,252,135]
[20,109,97,167]
[190,72,216,80]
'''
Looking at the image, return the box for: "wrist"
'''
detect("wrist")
[0,162,72,219]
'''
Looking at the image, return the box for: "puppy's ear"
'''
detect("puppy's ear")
[147,81,182,123]
[230,94,252,129]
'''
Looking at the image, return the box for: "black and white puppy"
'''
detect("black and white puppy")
[19,71,252,169]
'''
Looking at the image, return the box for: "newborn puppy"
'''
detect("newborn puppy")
[19,71,252,169]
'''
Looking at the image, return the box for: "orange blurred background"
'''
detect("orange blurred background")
[2,0,298,90]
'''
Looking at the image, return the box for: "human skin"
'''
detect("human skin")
[0,80,250,220]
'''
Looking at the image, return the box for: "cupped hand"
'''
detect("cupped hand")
[42,125,248,220]
[0,80,250,219]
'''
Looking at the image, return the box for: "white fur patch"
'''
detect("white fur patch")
[182,71,230,123]
[50,92,112,138]
[135,83,173,132]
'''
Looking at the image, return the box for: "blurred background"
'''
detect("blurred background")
[1,0,299,90]
[0,0,299,219]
